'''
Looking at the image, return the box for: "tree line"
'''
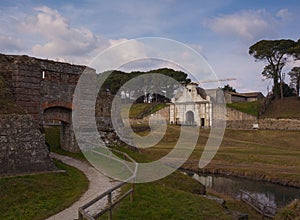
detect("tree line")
[98,68,191,102]
[249,39,300,99]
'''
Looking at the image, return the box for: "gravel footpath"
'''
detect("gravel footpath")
[46,153,119,220]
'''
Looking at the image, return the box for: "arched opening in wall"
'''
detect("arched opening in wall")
[43,106,79,153]
[186,111,195,125]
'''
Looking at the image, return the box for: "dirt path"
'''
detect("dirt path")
[46,153,119,220]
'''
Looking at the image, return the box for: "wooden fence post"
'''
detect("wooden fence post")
[108,191,112,220]
[262,206,265,220]
[78,210,83,220]
[130,182,135,202]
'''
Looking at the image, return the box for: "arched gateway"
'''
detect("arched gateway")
[186,111,195,125]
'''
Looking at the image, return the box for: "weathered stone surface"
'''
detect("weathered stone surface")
[1,53,131,154]
[0,114,56,175]
[258,118,300,130]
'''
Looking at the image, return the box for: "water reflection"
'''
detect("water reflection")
[192,173,300,209]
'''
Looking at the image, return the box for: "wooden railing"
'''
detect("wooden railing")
[240,189,277,219]
[78,147,138,220]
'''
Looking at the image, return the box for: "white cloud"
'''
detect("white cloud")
[20,6,111,64]
[0,35,22,52]
[276,8,291,20]
[205,9,275,42]
[187,43,204,54]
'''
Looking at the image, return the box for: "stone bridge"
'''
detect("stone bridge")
[5,55,115,152]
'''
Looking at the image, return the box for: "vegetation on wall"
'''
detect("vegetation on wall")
[227,100,262,117]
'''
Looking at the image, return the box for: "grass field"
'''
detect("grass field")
[43,122,300,219]
[0,160,88,220]
[130,125,300,187]
[44,126,260,219]
[104,125,299,219]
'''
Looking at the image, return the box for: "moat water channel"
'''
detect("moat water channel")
[186,172,300,213]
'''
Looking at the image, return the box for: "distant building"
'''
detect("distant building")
[224,91,264,103]
[169,82,212,127]
[168,83,263,127]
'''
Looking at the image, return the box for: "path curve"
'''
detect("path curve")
[46,153,119,220]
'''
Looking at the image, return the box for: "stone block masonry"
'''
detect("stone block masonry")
[1,53,132,153]
[258,118,300,130]
[0,114,56,175]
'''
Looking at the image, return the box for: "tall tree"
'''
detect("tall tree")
[249,39,296,100]
[288,67,300,97]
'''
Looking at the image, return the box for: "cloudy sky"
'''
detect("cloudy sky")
[1,0,299,94]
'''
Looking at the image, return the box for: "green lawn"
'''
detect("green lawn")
[98,170,260,220]
[104,183,231,220]
[227,100,262,117]
[122,103,167,119]
[0,160,88,220]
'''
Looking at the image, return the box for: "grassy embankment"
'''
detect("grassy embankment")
[227,100,262,117]
[275,199,300,220]
[121,103,167,119]
[0,160,88,220]
[261,96,300,119]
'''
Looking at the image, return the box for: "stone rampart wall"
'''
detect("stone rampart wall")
[0,114,56,175]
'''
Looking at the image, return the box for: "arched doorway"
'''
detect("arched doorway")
[43,106,79,153]
[186,111,194,125]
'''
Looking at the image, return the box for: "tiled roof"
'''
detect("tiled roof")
[226,91,264,98]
